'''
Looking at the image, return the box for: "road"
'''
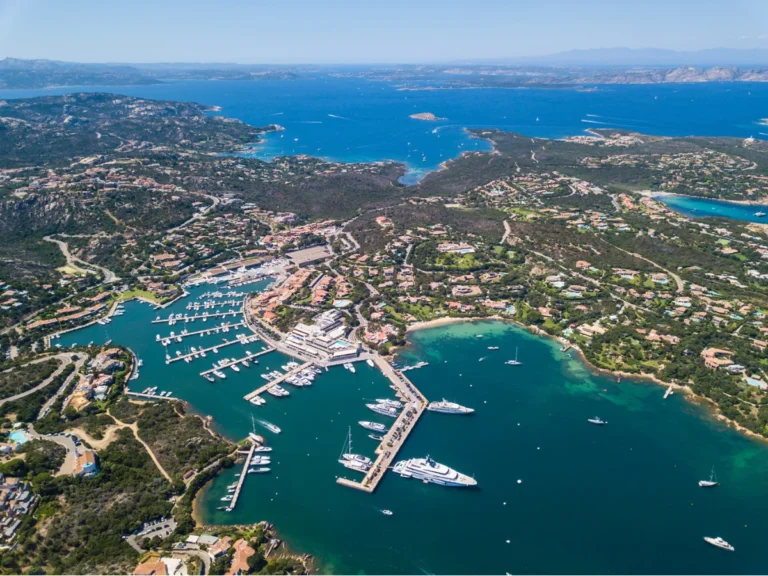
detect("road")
[602,240,685,293]
[38,353,87,419]
[27,432,79,476]
[44,235,119,283]
[0,352,79,408]
[501,219,511,245]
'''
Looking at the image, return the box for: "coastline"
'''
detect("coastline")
[641,189,768,208]
[404,315,768,445]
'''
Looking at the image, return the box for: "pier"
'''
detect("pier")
[156,321,245,342]
[228,441,256,511]
[243,361,314,402]
[126,391,176,401]
[199,347,275,377]
[165,335,260,364]
[152,310,240,324]
[337,355,428,493]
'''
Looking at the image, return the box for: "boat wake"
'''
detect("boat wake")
[327,113,351,120]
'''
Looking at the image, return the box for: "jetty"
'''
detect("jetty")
[199,347,275,377]
[243,361,314,402]
[152,310,240,324]
[126,391,175,401]
[228,441,256,511]
[157,322,245,342]
[336,355,427,493]
[166,336,259,364]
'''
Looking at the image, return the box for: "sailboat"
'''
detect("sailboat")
[699,466,719,488]
[505,347,522,366]
[338,427,371,473]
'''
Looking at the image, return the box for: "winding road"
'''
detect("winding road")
[0,352,80,408]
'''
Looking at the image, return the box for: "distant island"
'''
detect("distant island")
[409,112,447,121]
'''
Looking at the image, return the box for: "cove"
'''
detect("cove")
[56,286,768,573]
[655,193,768,224]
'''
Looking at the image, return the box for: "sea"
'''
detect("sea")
[55,282,768,574]
[3,76,768,186]
[12,76,768,572]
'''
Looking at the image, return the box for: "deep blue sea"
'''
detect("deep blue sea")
[3,76,768,184]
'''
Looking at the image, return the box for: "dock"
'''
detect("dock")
[336,355,428,493]
[243,361,314,402]
[156,322,245,342]
[228,441,256,511]
[152,310,240,324]
[199,347,275,377]
[126,391,176,401]
[166,335,260,364]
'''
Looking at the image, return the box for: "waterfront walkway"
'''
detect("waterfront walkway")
[243,361,313,402]
[337,356,428,493]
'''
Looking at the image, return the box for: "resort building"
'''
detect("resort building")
[285,309,359,360]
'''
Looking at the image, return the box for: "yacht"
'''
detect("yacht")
[366,358,375,368]
[375,398,403,409]
[505,347,522,366]
[587,417,606,425]
[212,369,227,380]
[248,467,271,474]
[366,403,399,418]
[427,399,474,414]
[359,421,387,432]
[338,427,372,472]
[230,362,241,373]
[203,374,215,383]
[369,434,384,441]
[699,466,719,488]
[704,537,734,551]
[249,396,265,406]
[487,346,499,350]
[267,385,290,397]
[393,455,477,487]
[253,446,272,452]
[755,211,766,217]
[259,419,281,434]
[380,509,393,516]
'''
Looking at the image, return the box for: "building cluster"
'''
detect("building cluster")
[285,309,359,361]
[69,348,125,410]
[0,474,35,545]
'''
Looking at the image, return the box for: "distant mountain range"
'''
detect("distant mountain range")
[503,47,768,67]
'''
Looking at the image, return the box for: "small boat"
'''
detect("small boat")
[699,466,719,488]
[203,374,215,383]
[487,346,499,350]
[704,536,734,551]
[366,359,375,368]
[588,417,606,425]
[369,434,384,441]
[259,419,281,434]
[248,467,271,474]
[505,347,522,366]
[359,421,387,432]
[380,509,393,516]
[755,211,766,217]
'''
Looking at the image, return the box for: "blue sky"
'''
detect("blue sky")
[1,0,767,64]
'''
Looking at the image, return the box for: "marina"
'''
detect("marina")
[155,321,246,342]
[226,441,257,512]
[151,310,240,324]
[243,361,314,402]
[165,336,261,364]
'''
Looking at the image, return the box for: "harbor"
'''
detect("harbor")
[165,335,261,364]
[151,310,240,324]
[243,361,314,402]
[49,280,768,575]
[155,321,246,342]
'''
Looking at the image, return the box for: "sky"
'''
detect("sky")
[1,0,768,64]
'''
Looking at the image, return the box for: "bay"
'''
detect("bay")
[3,78,768,183]
[655,193,768,224]
[56,284,768,574]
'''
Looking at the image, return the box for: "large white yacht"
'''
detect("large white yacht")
[366,403,399,418]
[392,455,477,487]
[704,536,734,551]
[427,399,474,414]
[358,421,387,432]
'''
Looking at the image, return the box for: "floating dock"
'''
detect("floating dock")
[166,336,259,364]
[199,347,275,377]
[337,355,428,493]
[126,391,175,401]
[227,441,256,511]
[243,361,314,402]
[157,321,245,342]
[152,310,240,324]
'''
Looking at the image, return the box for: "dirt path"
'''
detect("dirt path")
[108,411,174,483]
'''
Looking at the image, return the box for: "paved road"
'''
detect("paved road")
[44,235,119,283]
[38,354,86,419]
[27,432,79,476]
[0,352,79,408]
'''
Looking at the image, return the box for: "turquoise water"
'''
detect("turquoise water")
[3,79,768,183]
[57,289,768,574]
[656,194,768,224]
